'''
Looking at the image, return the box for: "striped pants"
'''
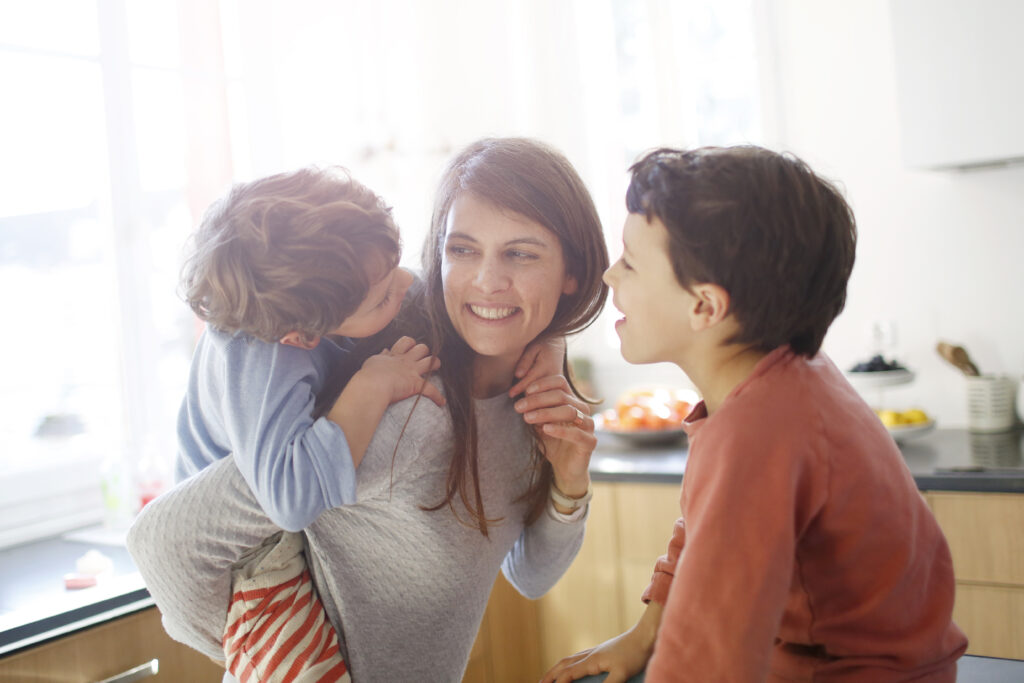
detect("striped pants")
[223,531,350,683]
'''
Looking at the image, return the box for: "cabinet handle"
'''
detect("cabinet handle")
[93,659,159,683]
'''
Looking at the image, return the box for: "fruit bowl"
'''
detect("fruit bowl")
[596,423,688,447]
[846,368,915,389]
[887,419,936,443]
[595,387,698,448]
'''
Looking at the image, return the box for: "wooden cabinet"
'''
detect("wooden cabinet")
[924,491,1024,659]
[463,481,681,682]
[0,607,224,683]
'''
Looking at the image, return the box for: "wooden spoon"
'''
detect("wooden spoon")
[936,341,980,376]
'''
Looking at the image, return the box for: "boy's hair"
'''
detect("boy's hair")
[181,166,400,343]
[627,145,856,357]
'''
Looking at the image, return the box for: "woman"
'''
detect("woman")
[127,137,609,682]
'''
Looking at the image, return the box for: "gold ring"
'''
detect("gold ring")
[573,407,586,427]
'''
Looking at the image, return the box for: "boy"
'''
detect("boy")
[542,147,967,682]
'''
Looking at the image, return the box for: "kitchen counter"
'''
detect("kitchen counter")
[0,531,151,657]
[3,428,1021,659]
[590,427,1024,493]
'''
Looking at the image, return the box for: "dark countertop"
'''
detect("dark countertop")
[590,427,1024,493]
[3,428,1022,658]
[0,532,151,656]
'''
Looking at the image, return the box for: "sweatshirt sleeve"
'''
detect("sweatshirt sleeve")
[643,428,825,682]
[126,456,281,660]
[500,499,588,600]
[642,516,686,606]
[219,337,356,531]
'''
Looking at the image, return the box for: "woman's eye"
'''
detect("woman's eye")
[508,249,538,261]
[446,244,474,257]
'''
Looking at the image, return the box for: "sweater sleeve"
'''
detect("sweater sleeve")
[644,429,824,682]
[642,516,686,606]
[500,499,588,600]
[126,456,281,660]
[220,337,356,531]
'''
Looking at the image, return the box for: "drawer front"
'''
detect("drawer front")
[952,583,1024,660]
[928,492,1024,585]
[0,608,223,682]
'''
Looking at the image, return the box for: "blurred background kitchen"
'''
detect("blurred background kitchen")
[2,0,1022,550]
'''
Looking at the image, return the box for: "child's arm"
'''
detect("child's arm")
[540,601,662,683]
[325,335,443,469]
[508,336,566,398]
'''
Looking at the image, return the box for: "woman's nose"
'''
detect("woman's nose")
[471,257,511,293]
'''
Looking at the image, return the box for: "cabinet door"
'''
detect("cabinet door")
[535,482,626,671]
[0,607,224,682]
[929,492,1024,585]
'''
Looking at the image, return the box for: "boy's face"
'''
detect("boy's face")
[330,266,413,339]
[603,214,696,365]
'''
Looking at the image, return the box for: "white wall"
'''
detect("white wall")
[585,0,1024,426]
[766,0,1024,426]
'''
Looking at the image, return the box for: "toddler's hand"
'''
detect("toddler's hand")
[357,336,445,407]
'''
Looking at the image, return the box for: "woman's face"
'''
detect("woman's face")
[442,192,577,366]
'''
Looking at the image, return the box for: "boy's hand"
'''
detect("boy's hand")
[358,336,445,407]
[514,374,594,502]
[509,337,566,398]
[540,602,662,683]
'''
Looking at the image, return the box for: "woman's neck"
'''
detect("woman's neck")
[471,354,518,398]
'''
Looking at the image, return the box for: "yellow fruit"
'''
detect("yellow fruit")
[901,409,929,424]
[877,410,901,427]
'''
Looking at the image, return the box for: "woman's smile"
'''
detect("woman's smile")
[466,303,521,321]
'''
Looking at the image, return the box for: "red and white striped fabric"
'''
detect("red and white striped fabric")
[223,531,350,683]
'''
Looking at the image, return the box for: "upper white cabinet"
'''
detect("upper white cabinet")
[889,0,1024,169]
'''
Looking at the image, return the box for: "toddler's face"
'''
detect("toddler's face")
[331,266,413,339]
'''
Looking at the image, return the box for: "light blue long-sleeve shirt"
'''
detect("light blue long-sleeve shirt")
[175,326,356,531]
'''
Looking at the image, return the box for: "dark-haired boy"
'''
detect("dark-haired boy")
[543,146,967,682]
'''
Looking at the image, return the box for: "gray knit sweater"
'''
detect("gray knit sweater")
[127,390,587,682]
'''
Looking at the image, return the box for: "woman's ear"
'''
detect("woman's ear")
[688,283,731,331]
[562,274,579,296]
[280,331,321,350]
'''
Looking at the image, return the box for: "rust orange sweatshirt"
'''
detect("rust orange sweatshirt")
[643,347,967,682]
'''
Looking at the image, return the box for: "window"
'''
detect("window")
[0,0,238,547]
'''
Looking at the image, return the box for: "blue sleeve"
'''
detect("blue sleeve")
[220,337,356,531]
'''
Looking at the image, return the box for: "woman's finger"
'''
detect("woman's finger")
[541,422,597,451]
[540,651,591,683]
[522,374,571,396]
[518,392,589,419]
[522,404,591,429]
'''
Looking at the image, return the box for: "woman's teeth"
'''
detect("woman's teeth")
[469,304,518,320]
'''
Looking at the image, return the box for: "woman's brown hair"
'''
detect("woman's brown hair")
[627,146,856,358]
[181,166,400,343]
[421,137,609,535]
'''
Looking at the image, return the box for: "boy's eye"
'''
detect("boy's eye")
[375,289,392,310]
[620,257,634,272]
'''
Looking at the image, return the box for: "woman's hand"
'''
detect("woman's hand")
[513,374,595,497]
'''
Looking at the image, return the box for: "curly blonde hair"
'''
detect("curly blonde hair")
[181,166,400,343]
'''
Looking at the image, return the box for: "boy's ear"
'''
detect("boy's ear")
[280,331,321,350]
[688,283,731,331]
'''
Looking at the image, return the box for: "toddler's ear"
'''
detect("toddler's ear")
[280,331,321,350]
